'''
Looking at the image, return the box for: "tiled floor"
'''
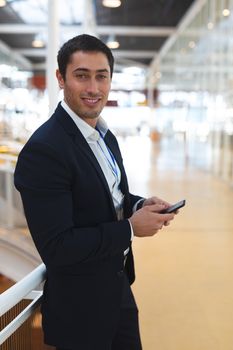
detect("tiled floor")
[1,134,233,349]
[118,135,233,350]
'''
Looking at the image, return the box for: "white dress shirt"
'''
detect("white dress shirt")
[61,100,132,254]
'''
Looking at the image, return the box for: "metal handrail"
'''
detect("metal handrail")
[0,263,46,346]
[0,263,46,317]
[0,292,42,345]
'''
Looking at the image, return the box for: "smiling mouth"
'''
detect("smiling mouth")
[82,98,100,104]
[81,96,102,105]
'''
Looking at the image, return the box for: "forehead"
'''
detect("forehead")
[68,50,110,73]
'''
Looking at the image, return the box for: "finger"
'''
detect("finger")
[156,197,171,207]
[146,203,167,212]
[164,221,171,226]
[160,213,175,221]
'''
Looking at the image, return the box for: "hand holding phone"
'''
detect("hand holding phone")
[160,199,186,214]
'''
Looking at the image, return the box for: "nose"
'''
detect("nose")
[86,77,99,95]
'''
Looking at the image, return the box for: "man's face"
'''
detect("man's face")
[56,51,111,127]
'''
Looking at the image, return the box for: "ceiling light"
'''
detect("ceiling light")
[207,22,214,29]
[106,35,120,49]
[32,34,45,48]
[188,41,196,49]
[0,0,6,7]
[102,0,121,8]
[222,8,230,16]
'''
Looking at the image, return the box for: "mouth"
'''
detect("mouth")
[81,96,102,106]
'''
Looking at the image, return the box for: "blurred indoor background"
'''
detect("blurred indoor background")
[0,1,233,349]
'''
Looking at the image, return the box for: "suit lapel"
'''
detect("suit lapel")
[55,104,117,217]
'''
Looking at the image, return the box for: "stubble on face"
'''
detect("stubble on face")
[60,51,111,127]
[66,88,104,121]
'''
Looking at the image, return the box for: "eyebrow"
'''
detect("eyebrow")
[72,68,110,74]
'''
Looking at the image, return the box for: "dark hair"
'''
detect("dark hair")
[57,34,114,80]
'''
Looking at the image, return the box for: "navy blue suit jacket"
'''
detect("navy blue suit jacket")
[14,103,143,348]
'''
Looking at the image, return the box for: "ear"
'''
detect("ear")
[56,69,64,89]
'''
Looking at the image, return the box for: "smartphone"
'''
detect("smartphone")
[160,199,186,214]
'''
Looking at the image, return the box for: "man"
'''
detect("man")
[14,34,176,350]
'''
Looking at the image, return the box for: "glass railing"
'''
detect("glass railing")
[0,153,26,228]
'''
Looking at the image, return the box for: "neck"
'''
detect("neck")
[83,117,99,128]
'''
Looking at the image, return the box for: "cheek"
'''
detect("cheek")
[66,84,81,97]
[102,85,111,98]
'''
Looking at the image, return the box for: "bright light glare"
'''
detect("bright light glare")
[222,8,230,16]
[155,71,162,79]
[111,72,145,90]
[123,66,144,75]
[207,22,214,29]
[32,39,44,48]
[107,40,120,49]
[0,0,6,7]
[188,41,196,49]
[102,0,121,8]
[0,64,18,77]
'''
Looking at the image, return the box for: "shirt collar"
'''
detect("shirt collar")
[61,100,108,141]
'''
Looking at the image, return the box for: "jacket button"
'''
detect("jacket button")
[117,270,124,277]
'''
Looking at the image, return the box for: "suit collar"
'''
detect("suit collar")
[54,102,118,218]
[58,100,109,139]
[54,103,122,171]
[61,100,95,140]
[55,102,79,136]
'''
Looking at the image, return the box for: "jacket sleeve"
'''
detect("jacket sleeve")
[14,141,131,268]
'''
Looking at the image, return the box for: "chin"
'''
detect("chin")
[88,108,103,118]
[83,111,100,119]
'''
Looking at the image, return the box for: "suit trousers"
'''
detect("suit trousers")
[56,273,142,350]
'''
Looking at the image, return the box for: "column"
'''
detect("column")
[46,0,59,116]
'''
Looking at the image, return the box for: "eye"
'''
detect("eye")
[75,73,89,81]
[97,74,108,80]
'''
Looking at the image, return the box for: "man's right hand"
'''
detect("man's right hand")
[129,203,175,237]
